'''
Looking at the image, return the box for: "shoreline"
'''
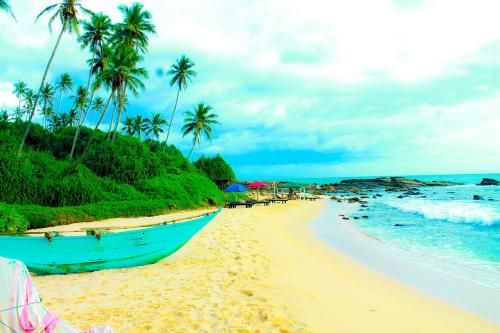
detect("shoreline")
[311,200,500,323]
[33,199,499,332]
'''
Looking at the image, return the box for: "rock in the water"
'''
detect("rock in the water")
[362,215,369,219]
[347,197,360,203]
[397,195,405,199]
[473,195,483,200]
[478,178,499,186]
[394,223,406,227]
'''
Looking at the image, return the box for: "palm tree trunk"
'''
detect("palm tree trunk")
[164,88,180,151]
[18,21,66,156]
[81,89,95,125]
[42,100,47,128]
[69,71,93,159]
[76,89,115,165]
[107,103,117,140]
[56,91,63,114]
[187,132,199,160]
[112,85,127,142]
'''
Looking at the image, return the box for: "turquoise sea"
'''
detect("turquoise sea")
[296,174,500,291]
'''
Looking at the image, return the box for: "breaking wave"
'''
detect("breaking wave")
[385,199,500,226]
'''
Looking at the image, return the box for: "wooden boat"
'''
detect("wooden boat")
[0,209,220,275]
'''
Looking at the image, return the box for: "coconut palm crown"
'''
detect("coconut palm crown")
[78,12,113,54]
[182,103,220,160]
[36,0,93,33]
[112,2,156,53]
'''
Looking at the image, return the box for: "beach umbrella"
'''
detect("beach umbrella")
[247,182,268,200]
[224,184,248,192]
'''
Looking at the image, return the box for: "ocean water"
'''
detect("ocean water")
[308,174,500,291]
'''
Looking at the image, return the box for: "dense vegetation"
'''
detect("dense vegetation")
[194,155,236,190]
[0,121,227,232]
[0,2,239,233]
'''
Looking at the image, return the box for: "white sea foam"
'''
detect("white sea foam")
[385,199,500,226]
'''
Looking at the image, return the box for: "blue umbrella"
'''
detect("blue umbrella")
[224,184,248,192]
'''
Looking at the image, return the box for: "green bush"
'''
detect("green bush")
[0,121,232,230]
[194,154,236,189]
[0,204,28,233]
[83,135,161,183]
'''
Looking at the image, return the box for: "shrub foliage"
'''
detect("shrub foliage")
[193,154,236,189]
[0,121,231,231]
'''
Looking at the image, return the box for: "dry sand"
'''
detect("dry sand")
[33,200,499,332]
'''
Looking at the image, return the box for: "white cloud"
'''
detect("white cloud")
[0,82,17,109]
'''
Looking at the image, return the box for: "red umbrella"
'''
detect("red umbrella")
[247,182,268,200]
[247,181,268,188]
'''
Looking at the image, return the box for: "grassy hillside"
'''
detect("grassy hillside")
[0,121,233,232]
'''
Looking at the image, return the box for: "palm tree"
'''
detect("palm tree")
[60,112,70,127]
[79,12,112,55]
[69,85,89,158]
[89,95,104,127]
[42,106,55,127]
[14,106,24,123]
[13,81,28,116]
[77,13,113,134]
[48,113,61,131]
[182,103,220,160]
[0,109,10,122]
[55,73,74,114]
[39,83,55,127]
[145,113,167,141]
[132,114,147,138]
[77,45,147,163]
[107,47,147,142]
[66,109,78,126]
[121,116,135,136]
[18,0,91,155]
[108,3,155,141]
[22,89,36,121]
[0,0,15,20]
[112,3,156,53]
[165,55,197,148]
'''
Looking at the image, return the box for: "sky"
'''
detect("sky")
[1,0,500,179]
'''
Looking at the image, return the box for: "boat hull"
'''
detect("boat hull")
[0,210,219,274]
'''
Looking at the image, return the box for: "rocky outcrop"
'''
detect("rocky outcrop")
[473,195,483,200]
[478,178,499,186]
[319,177,455,194]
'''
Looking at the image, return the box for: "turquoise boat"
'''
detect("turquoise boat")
[0,209,219,275]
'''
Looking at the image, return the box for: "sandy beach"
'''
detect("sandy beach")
[33,199,499,332]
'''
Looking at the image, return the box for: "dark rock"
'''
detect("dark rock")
[397,195,405,199]
[361,204,368,208]
[347,197,360,203]
[488,198,495,201]
[394,223,406,227]
[473,195,483,200]
[353,217,360,220]
[404,191,421,195]
[477,178,499,186]
[362,215,369,219]
[342,217,350,220]
[361,195,369,199]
